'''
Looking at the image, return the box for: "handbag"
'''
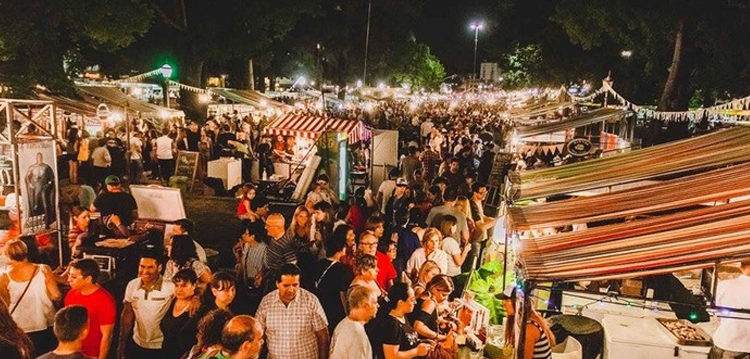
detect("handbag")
[10,265,39,315]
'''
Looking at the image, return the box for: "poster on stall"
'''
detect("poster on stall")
[18,140,58,233]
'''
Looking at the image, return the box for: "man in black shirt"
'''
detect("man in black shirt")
[186,122,201,152]
[92,175,137,237]
[443,158,464,189]
[314,230,353,334]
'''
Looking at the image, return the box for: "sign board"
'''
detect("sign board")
[566,138,594,157]
[96,103,111,121]
[130,185,186,222]
[174,150,199,190]
[18,139,58,233]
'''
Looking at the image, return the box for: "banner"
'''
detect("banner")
[18,140,58,233]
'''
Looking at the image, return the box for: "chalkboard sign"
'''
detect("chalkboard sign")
[174,150,199,190]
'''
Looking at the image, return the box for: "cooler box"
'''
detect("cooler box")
[208,157,242,190]
[601,315,710,359]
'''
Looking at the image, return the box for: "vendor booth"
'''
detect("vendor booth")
[78,185,190,280]
[0,99,63,267]
[207,87,289,119]
[77,83,185,125]
[261,112,371,201]
[504,159,750,359]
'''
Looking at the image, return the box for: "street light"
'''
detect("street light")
[159,64,173,108]
[470,21,484,80]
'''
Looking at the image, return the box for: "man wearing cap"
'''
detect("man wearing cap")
[92,175,138,237]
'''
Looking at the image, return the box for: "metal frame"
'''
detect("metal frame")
[0,98,63,266]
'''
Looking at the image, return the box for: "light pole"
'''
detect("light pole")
[363,0,372,85]
[159,64,173,108]
[470,22,484,80]
[317,43,326,112]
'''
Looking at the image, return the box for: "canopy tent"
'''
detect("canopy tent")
[509,127,750,200]
[262,112,370,144]
[519,199,750,282]
[508,163,750,231]
[208,88,288,109]
[510,101,576,122]
[515,108,628,138]
[77,84,184,120]
[35,92,98,117]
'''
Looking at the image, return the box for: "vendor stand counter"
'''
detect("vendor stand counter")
[79,186,188,280]
[602,315,711,359]
[208,157,242,190]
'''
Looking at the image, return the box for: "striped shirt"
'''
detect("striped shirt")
[528,320,552,359]
[241,241,267,282]
[264,233,298,272]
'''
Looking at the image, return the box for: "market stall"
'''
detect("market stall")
[261,112,371,201]
[505,163,750,359]
[207,87,289,118]
[76,83,185,126]
[509,126,750,201]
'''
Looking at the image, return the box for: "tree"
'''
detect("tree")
[0,0,152,95]
[552,0,750,110]
[500,43,542,89]
[391,42,446,90]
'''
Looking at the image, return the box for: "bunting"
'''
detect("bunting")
[570,81,750,123]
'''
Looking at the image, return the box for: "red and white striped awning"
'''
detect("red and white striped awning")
[263,113,370,144]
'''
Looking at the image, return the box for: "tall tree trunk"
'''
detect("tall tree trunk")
[659,16,687,110]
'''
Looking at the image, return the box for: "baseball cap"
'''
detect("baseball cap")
[105,175,121,185]
[396,177,409,187]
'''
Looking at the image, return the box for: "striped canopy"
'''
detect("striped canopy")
[263,113,370,144]
[508,162,750,231]
[519,199,750,282]
[509,127,750,200]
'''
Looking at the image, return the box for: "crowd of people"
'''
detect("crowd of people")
[0,96,579,359]
[64,112,269,191]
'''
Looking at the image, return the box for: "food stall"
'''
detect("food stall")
[511,108,633,157]
[261,112,370,201]
[78,185,187,280]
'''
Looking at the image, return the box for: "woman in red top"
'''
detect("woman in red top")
[346,187,368,235]
[236,183,258,221]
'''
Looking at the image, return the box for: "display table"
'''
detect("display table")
[208,157,242,190]
[601,315,710,359]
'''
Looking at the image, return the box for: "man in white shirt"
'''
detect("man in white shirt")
[154,127,174,185]
[329,286,378,359]
[117,254,175,358]
[710,261,750,358]
[420,118,433,144]
[376,168,400,215]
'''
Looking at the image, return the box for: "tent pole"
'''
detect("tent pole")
[51,104,63,267]
[710,261,720,306]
